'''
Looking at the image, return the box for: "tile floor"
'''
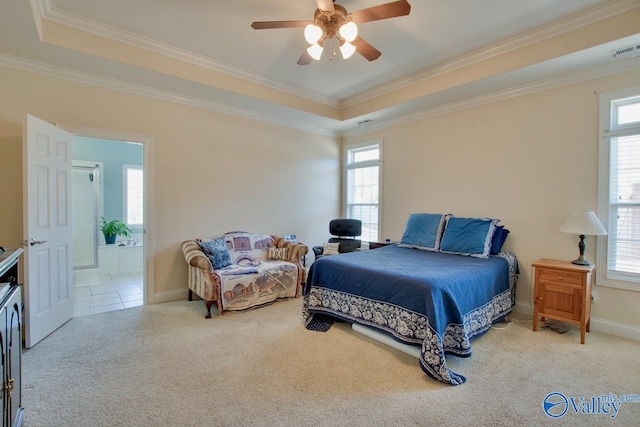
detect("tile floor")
[73,270,144,317]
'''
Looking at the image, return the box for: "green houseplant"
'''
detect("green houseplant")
[100,217,132,244]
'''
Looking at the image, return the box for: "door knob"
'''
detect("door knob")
[19,239,48,246]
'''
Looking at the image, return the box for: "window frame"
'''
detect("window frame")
[343,139,383,243]
[597,85,640,291]
[123,164,144,230]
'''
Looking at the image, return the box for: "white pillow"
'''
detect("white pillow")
[323,242,340,255]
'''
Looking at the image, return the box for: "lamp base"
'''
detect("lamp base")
[571,234,593,266]
[571,258,593,266]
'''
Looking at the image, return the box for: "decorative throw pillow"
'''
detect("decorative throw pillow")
[323,242,340,255]
[398,213,447,251]
[198,237,233,269]
[268,247,288,261]
[490,226,510,255]
[439,216,499,258]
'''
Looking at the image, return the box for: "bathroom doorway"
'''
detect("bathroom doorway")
[71,136,145,317]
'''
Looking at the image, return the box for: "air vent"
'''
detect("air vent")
[611,43,640,58]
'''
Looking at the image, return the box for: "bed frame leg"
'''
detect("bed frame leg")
[188,289,193,301]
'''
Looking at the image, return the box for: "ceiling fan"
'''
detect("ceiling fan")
[251,0,411,65]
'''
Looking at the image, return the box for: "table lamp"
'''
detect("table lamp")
[559,210,607,266]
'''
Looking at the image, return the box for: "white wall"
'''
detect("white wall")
[344,69,640,332]
[0,66,340,301]
[0,136,22,249]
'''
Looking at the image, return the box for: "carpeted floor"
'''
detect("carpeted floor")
[22,298,640,426]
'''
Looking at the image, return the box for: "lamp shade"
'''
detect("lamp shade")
[339,41,356,59]
[559,210,607,236]
[307,43,324,61]
[339,21,358,42]
[304,24,323,44]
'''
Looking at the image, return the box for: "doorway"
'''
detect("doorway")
[21,116,154,346]
[70,136,146,317]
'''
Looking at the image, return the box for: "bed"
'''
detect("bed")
[302,213,518,386]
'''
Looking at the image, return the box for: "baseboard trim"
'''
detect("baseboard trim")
[512,301,533,316]
[153,289,189,304]
[511,300,640,342]
[588,317,640,342]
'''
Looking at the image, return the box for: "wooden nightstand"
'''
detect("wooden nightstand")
[532,259,594,344]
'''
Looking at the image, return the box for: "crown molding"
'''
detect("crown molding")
[35,1,339,109]
[34,0,53,16]
[28,0,49,40]
[341,0,640,108]
[342,58,640,138]
[3,51,638,140]
[0,53,339,138]
[35,0,640,115]
[31,0,51,16]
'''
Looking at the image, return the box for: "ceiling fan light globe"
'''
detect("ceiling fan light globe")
[307,43,324,60]
[339,21,358,43]
[339,41,356,59]
[304,24,323,44]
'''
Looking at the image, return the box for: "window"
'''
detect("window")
[124,165,143,227]
[598,87,640,290]
[344,141,382,242]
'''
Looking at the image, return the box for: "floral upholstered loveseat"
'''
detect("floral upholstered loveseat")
[181,231,308,318]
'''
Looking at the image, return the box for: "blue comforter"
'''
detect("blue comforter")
[303,245,518,385]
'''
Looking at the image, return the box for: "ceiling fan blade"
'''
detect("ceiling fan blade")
[297,49,312,66]
[251,20,308,30]
[350,0,411,23]
[316,0,335,13]
[352,36,382,61]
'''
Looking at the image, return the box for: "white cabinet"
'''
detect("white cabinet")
[118,246,143,273]
[98,245,143,274]
[99,245,118,274]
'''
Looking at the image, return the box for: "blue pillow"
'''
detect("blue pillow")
[399,213,447,251]
[198,237,232,269]
[490,226,510,255]
[440,217,498,258]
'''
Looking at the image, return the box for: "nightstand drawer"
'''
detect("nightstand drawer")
[538,268,583,286]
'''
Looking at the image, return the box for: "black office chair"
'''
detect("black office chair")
[313,219,362,260]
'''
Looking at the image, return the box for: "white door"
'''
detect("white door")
[23,114,73,348]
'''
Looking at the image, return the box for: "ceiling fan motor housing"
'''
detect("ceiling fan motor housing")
[314,4,349,43]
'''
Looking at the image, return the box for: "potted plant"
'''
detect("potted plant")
[100,217,132,244]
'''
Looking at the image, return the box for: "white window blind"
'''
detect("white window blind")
[608,134,640,276]
[598,90,640,289]
[124,165,143,226]
[345,143,381,242]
